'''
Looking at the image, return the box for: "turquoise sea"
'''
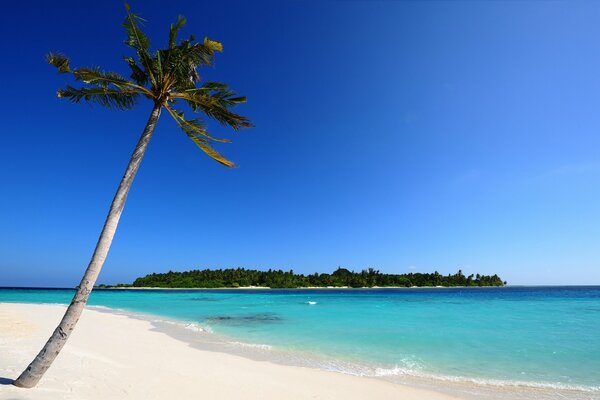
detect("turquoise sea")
[1,287,599,399]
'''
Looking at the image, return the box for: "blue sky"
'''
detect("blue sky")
[1,1,599,286]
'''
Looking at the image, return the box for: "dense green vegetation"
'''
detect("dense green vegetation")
[104,268,506,288]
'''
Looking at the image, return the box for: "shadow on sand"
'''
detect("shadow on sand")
[0,377,14,385]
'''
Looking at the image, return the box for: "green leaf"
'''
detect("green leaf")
[198,81,228,91]
[191,137,235,168]
[47,53,71,74]
[228,96,247,104]
[203,37,223,52]
[122,4,156,87]
[124,56,149,86]
[57,86,139,110]
[123,11,150,52]
[72,67,130,88]
[173,88,253,130]
[166,106,235,167]
[169,15,187,49]
[168,107,232,143]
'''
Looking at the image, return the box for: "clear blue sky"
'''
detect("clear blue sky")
[1,1,599,287]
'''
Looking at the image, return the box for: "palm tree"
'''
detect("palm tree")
[13,4,251,388]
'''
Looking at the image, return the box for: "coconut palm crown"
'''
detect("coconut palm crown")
[48,4,251,166]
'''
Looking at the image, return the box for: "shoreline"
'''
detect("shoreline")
[0,302,462,400]
[5,285,600,291]
[85,304,600,399]
[1,302,596,400]
[97,285,503,290]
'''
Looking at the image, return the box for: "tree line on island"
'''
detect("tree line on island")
[101,268,506,289]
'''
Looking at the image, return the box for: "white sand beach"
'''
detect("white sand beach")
[0,303,462,400]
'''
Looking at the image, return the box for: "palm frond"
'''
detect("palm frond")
[195,82,247,106]
[123,3,150,52]
[169,15,186,49]
[157,37,224,92]
[171,88,251,130]
[73,67,128,88]
[57,86,139,110]
[47,53,71,74]
[48,51,152,99]
[124,56,149,86]
[197,81,228,91]
[123,3,157,87]
[191,138,235,168]
[155,50,164,83]
[187,40,222,67]
[166,106,232,143]
[165,105,235,167]
[71,66,153,97]
[203,37,223,52]
[156,46,208,91]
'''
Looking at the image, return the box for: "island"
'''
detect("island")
[100,268,506,289]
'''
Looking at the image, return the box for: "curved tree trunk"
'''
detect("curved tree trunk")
[14,104,162,388]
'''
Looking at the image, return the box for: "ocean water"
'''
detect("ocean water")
[1,287,599,399]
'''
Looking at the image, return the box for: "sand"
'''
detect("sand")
[0,303,462,400]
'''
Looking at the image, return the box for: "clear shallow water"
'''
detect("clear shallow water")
[1,287,599,396]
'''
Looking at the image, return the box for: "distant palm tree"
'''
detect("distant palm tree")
[14,4,251,388]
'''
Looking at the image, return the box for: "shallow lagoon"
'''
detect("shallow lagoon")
[1,286,599,398]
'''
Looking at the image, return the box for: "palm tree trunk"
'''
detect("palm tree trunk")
[13,104,162,388]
